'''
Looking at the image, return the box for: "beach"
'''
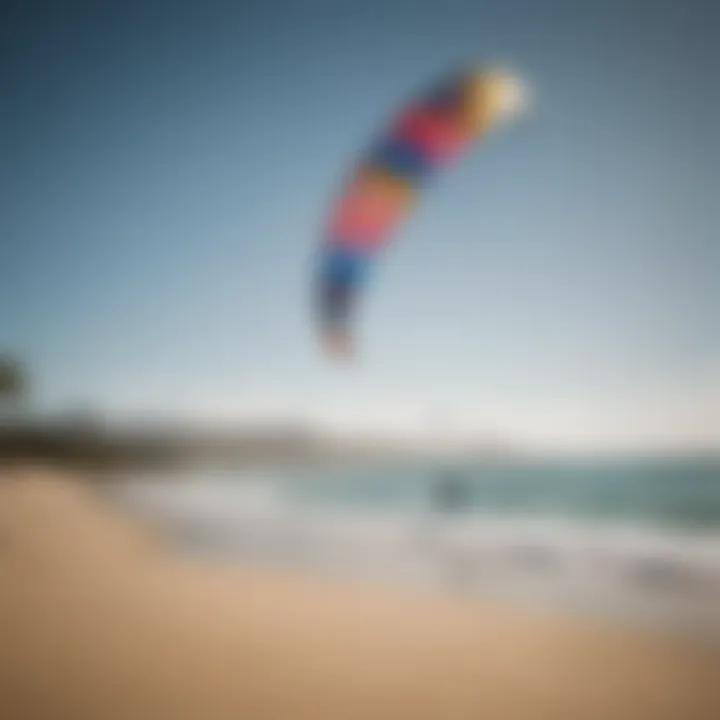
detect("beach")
[1,467,720,719]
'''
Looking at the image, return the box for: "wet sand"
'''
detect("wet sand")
[1,467,720,719]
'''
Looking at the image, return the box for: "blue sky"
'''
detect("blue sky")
[1,0,717,449]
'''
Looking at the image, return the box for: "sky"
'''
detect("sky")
[1,0,718,450]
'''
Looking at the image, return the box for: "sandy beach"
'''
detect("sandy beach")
[1,467,719,719]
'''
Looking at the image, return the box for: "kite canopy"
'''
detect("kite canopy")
[315,66,528,361]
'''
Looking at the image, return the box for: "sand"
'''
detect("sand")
[1,467,719,719]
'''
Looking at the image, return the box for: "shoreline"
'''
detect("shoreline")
[2,467,720,719]
[114,470,720,643]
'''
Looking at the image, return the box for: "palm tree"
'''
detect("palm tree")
[0,355,27,408]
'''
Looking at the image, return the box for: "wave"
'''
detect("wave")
[112,473,720,640]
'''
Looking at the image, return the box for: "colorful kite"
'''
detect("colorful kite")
[315,66,528,360]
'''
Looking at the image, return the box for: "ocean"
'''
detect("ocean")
[111,455,720,640]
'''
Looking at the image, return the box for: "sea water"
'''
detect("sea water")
[112,455,720,640]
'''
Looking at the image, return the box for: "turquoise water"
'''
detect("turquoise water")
[286,455,720,530]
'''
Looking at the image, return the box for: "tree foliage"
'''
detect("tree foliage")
[0,356,27,404]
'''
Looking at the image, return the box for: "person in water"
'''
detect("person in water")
[426,468,475,591]
[431,469,468,514]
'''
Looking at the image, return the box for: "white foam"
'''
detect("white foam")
[111,477,720,640]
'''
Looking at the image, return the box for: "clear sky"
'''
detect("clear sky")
[1,0,717,450]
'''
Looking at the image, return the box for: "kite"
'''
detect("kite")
[315,66,529,360]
